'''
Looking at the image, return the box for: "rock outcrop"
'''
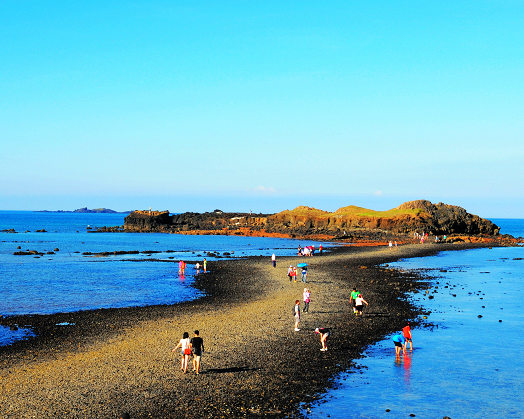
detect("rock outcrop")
[265,200,500,237]
[122,201,500,239]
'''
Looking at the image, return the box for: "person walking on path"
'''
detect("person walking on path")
[301,266,308,283]
[392,334,407,356]
[287,265,294,282]
[293,266,298,282]
[190,330,205,374]
[315,328,330,351]
[402,323,413,350]
[303,288,311,313]
[272,253,276,268]
[355,293,368,316]
[349,288,360,314]
[294,300,301,331]
[172,332,192,373]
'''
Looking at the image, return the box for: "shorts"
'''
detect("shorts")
[193,351,202,360]
[394,341,403,347]
[356,305,363,311]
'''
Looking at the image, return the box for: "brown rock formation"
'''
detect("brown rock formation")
[122,201,500,239]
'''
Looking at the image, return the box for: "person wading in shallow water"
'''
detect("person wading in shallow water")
[403,322,413,350]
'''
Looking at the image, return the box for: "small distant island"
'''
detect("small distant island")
[35,207,133,214]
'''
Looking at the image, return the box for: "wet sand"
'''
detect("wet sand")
[0,243,489,418]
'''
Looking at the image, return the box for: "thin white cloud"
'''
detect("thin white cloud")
[249,186,277,194]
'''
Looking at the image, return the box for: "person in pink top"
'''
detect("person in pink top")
[303,288,311,313]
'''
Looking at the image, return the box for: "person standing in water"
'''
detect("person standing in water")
[403,323,413,350]
[392,334,406,356]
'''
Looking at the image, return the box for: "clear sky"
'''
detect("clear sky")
[2,1,523,218]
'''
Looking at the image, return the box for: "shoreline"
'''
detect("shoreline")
[0,242,495,418]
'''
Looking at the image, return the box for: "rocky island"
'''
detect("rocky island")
[36,207,132,214]
[120,200,509,243]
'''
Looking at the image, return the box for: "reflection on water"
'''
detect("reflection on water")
[305,247,524,419]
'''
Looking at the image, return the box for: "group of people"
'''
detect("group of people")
[195,258,207,274]
[392,323,413,356]
[292,288,311,330]
[297,244,321,256]
[349,287,368,316]
[287,265,308,283]
[172,330,205,374]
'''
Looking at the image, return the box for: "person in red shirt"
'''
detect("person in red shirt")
[402,323,413,350]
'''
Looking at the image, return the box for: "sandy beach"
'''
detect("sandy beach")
[0,242,489,418]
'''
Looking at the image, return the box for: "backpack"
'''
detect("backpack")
[292,305,296,316]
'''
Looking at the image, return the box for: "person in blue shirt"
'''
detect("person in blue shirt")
[392,334,406,356]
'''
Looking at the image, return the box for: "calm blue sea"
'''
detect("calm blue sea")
[305,218,524,419]
[0,211,324,345]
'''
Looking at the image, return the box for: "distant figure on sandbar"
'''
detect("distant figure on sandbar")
[272,253,276,268]
[355,293,368,316]
[349,287,360,314]
[190,330,204,374]
[301,266,307,283]
[315,327,330,351]
[303,288,311,313]
[172,331,191,373]
[294,300,301,331]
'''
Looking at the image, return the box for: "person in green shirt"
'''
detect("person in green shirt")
[349,288,360,314]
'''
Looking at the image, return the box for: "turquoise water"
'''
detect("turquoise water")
[305,219,524,419]
[0,211,325,345]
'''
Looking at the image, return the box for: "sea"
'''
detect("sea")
[304,218,524,419]
[2,213,523,419]
[0,211,321,345]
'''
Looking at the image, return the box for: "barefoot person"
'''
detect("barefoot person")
[294,300,301,331]
[392,334,407,356]
[190,330,204,374]
[403,322,413,350]
[172,332,191,373]
[315,327,330,351]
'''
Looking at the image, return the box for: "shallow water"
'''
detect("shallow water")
[305,238,524,419]
[0,211,326,345]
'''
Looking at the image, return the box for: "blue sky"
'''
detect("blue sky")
[2,1,523,217]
